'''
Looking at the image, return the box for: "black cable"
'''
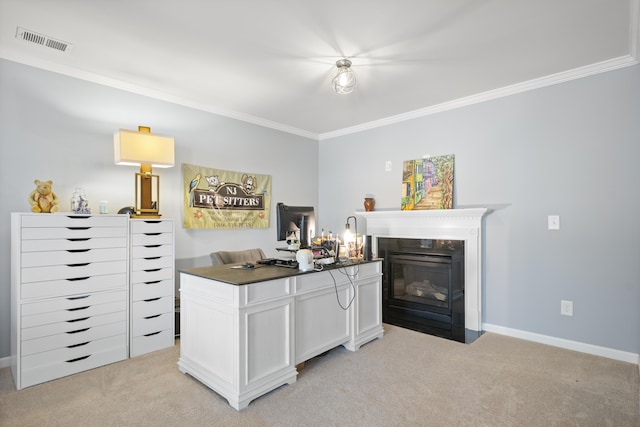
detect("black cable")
[328,267,356,310]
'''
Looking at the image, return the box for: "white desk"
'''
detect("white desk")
[178,260,383,410]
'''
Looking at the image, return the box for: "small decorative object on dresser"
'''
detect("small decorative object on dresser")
[70,187,91,214]
[28,179,59,213]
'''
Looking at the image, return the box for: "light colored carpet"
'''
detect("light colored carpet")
[1,325,638,426]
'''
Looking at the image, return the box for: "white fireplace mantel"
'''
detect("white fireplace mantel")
[360,208,489,337]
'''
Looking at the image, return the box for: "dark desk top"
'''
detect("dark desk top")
[180,259,380,286]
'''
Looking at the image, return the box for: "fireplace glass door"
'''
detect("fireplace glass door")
[391,253,452,312]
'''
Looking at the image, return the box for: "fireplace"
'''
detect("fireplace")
[379,238,465,342]
[360,208,488,343]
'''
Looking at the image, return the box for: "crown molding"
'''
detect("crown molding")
[631,0,640,61]
[318,54,639,141]
[320,3,640,141]
[0,51,319,141]
[3,12,639,145]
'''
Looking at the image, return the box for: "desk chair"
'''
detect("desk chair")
[210,248,267,266]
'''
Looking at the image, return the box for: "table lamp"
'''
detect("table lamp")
[344,215,360,259]
[114,126,174,218]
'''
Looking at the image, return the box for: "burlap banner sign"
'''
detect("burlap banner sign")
[183,163,271,229]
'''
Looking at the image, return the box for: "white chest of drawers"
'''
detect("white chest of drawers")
[11,213,129,389]
[129,219,175,357]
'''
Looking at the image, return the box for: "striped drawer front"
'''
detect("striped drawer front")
[21,339,127,389]
[22,226,128,240]
[22,237,128,253]
[22,247,127,268]
[22,334,126,371]
[131,312,173,337]
[131,220,173,234]
[21,214,128,228]
[131,255,173,271]
[22,260,127,283]
[22,311,126,340]
[131,244,173,258]
[130,267,172,284]
[21,273,127,299]
[131,233,173,246]
[131,296,173,318]
[132,280,173,302]
[21,321,127,356]
[296,270,349,293]
[22,290,127,316]
[22,300,126,328]
[130,329,173,358]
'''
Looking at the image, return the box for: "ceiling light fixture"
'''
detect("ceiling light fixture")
[332,58,357,94]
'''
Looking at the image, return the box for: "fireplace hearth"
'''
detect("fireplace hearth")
[360,208,488,343]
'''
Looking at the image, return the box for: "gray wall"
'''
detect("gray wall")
[319,64,640,354]
[0,59,319,359]
[2,57,638,360]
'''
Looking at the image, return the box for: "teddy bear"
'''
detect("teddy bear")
[28,179,60,213]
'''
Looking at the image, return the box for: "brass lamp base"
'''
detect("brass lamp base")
[131,213,162,219]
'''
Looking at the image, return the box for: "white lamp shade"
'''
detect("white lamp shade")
[114,129,175,168]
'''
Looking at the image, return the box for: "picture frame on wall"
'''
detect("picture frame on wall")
[401,154,454,210]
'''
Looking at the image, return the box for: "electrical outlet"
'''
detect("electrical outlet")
[385,161,392,172]
[561,300,573,316]
[548,215,560,230]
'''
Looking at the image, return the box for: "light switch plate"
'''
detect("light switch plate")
[548,215,560,230]
[561,300,573,316]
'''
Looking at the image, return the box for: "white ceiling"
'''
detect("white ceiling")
[1,0,638,139]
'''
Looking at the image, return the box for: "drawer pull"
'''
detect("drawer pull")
[144,280,161,285]
[67,294,90,300]
[67,306,90,312]
[143,220,161,224]
[66,216,90,220]
[144,256,161,260]
[144,297,161,302]
[144,268,161,273]
[67,238,90,242]
[67,249,91,253]
[66,355,91,363]
[143,232,161,236]
[68,263,90,267]
[67,277,90,282]
[144,245,161,248]
[144,331,161,337]
[67,227,91,231]
[67,317,90,323]
[67,328,90,334]
[144,314,161,319]
[67,341,90,348]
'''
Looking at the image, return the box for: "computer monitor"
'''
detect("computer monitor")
[276,202,315,248]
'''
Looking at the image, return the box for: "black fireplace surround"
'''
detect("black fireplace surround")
[379,237,466,343]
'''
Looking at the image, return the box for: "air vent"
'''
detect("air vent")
[15,27,72,53]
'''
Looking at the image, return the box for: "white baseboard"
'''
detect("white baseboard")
[2,328,636,368]
[0,356,11,369]
[483,323,640,365]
